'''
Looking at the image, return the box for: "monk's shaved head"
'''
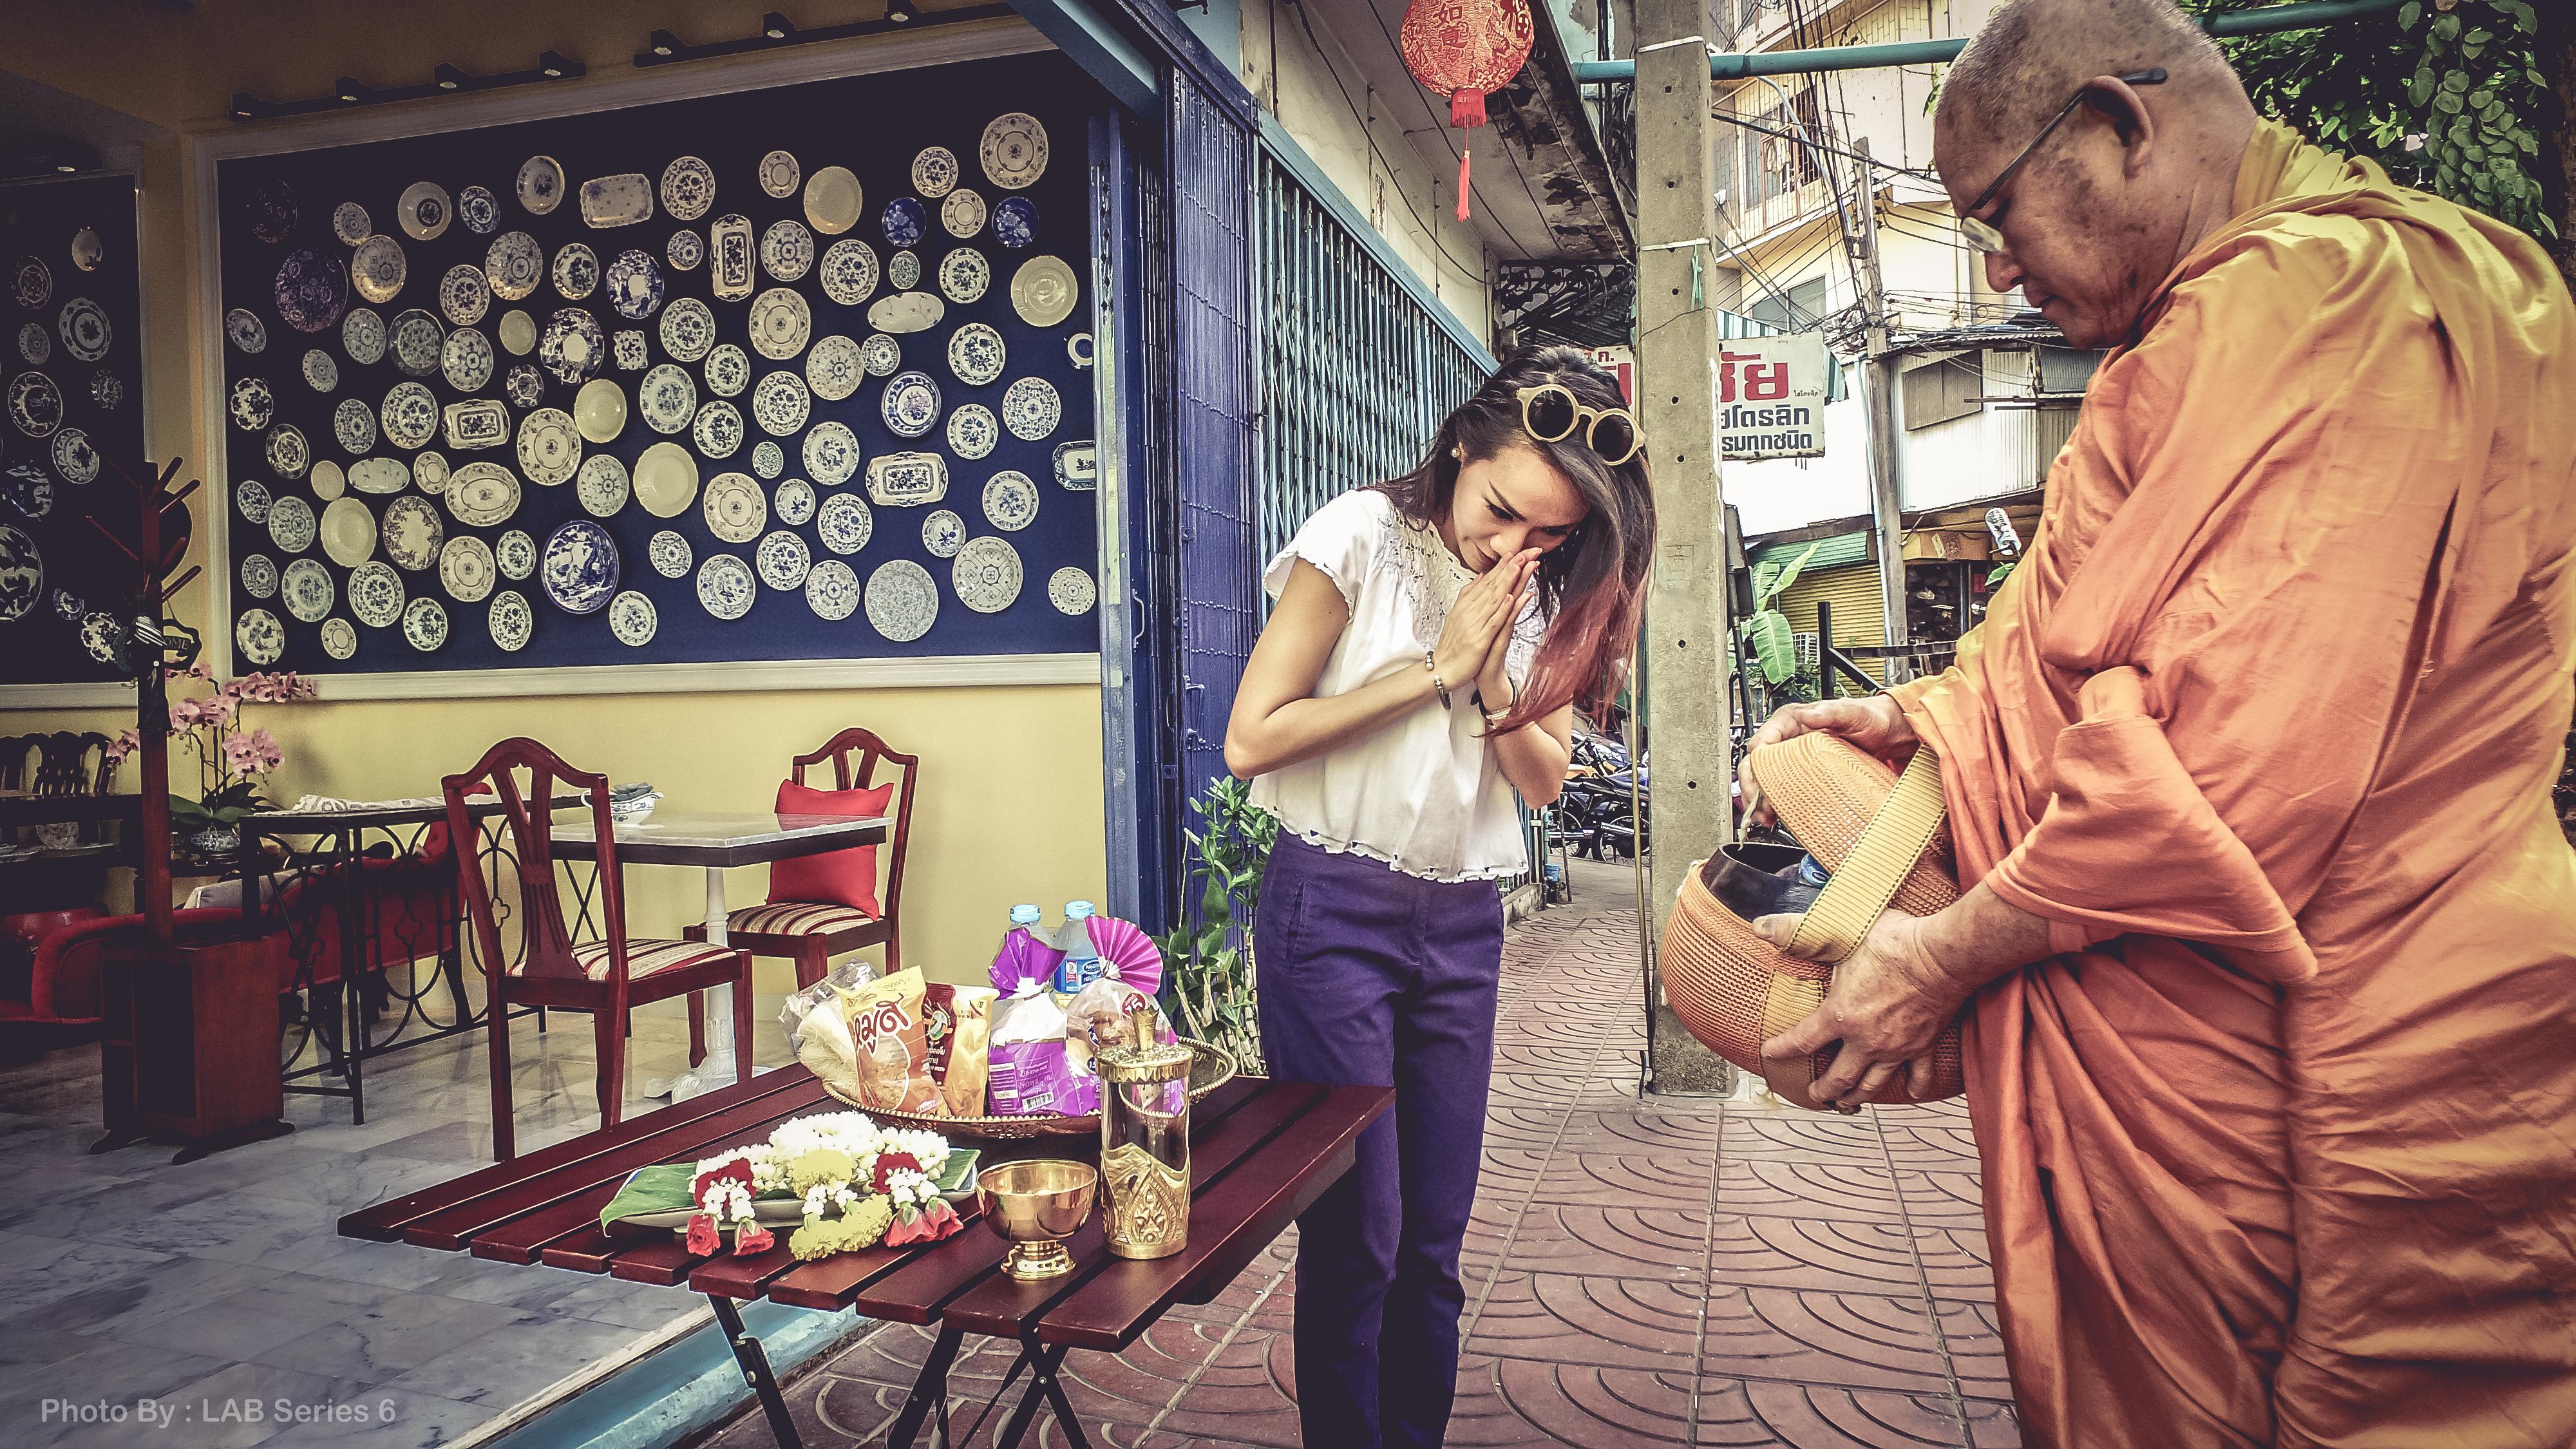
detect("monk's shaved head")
[1938,0,2246,155]
[1931,0,2260,347]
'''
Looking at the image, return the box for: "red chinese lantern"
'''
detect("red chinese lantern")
[1399,0,1535,222]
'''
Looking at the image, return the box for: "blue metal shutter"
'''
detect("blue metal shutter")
[1166,71,1259,810]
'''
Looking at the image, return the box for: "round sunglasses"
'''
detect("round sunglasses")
[1517,383,1643,466]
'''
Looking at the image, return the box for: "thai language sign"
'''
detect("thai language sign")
[1718,332,1828,460]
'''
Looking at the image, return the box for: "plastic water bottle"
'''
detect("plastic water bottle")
[1054,900,1103,996]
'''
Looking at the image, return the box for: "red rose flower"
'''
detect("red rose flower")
[693,1157,755,1206]
[871,1151,923,1194]
[686,1213,721,1256]
[737,1223,775,1255]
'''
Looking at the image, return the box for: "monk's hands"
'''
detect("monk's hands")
[1742,695,1917,827]
[1752,911,1962,1110]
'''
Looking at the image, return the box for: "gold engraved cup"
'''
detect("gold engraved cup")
[977,1159,1097,1282]
[1097,1038,1195,1260]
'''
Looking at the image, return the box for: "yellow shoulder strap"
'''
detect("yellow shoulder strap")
[1784,746,1946,963]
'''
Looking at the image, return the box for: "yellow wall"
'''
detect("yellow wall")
[0,3,1111,989]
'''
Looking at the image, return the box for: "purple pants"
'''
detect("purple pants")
[1255,833,1504,1449]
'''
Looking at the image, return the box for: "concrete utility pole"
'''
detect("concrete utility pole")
[1855,138,1909,687]
[1634,0,1733,1095]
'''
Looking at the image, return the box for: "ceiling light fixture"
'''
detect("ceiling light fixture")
[227,52,586,122]
[762,12,797,40]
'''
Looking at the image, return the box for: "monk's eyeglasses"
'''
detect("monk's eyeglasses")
[1957,68,2167,255]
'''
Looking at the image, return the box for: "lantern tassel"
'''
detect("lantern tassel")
[1451,89,1486,222]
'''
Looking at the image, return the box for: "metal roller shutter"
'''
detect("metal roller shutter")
[1779,562,1888,688]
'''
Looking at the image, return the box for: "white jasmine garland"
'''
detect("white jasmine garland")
[689,1110,954,1228]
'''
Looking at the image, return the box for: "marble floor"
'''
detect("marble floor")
[699,861,2017,1448]
[0,987,760,1449]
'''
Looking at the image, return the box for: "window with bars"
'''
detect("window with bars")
[1750,88,1823,205]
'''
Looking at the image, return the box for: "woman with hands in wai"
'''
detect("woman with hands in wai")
[1224,346,1654,1449]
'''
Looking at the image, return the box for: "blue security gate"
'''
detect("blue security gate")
[1251,135,1494,566]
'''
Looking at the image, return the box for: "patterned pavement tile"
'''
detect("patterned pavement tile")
[1705,1376,1970,1447]
[1698,1286,1955,1396]
[1136,1326,1303,1447]
[1894,1171,1987,1231]
[1499,1202,1716,1277]
[1712,1160,1916,1225]
[1552,1105,1727,1160]
[1461,1354,1698,1446]
[1464,1271,1705,1371]
[1528,1147,1719,1208]
[1879,1124,1983,1170]
[1910,1227,1994,1302]
[1932,1299,2012,1401]
[1722,1112,1893,1166]
[1960,1396,2023,1447]
[1706,1215,1938,1297]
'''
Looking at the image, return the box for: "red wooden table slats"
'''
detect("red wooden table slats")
[936,1081,1327,1339]
[330,1066,1392,1358]
[339,1069,821,1243]
[1034,1083,1383,1349]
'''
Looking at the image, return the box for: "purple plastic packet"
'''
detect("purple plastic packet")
[986,1039,1100,1116]
[989,925,1066,994]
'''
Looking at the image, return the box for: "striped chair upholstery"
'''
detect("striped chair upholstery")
[522,938,739,982]
[723,902,878,936]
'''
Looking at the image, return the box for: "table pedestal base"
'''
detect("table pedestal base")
[705,1303,1092,1449]
[646,867,748,1103]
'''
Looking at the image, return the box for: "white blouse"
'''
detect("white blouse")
[1249,488,1542,883]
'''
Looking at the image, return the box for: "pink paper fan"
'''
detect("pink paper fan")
[1086,915,1164,999]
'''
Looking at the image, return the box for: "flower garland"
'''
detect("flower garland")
[684,1111,965,1260]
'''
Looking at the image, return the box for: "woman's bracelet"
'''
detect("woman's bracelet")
[1423,651,1453,710]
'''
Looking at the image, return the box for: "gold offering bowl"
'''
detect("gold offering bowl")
[978,1159,1097,1282]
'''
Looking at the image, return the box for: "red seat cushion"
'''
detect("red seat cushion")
[765,779,897,920]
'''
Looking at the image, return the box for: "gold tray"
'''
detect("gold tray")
[819,1037,1240,1142]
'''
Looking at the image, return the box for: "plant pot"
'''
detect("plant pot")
[182,822,242,858]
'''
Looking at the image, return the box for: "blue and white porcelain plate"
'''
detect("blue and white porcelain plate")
[488,589,534,651]
[0,525,40,622]
[667,228,705,272]
[806,334,865,402]
[235,479,273,524]
[911,147,961,199]
[816,492,872,554]
[946,324,1005,388]
[756,529,811,591]
[773,477,816,526]
[804,559,861,621]
[819,240,879,307]
[267,495,316,554]
[938,249,990,305]
[266,424,311,478]
[80,610,120,662]
[693,399,745,459]
[59,297,111,361]
[696,553,757,621]
[7,372,62,438]
[302,347,338,393]
[940,187,986,240]
[505,364,546,409]
[539,308,607,387]
[343,307,386,365]
[1000,377,1061,441]
[319,617,357,660]
[608,589,658,647]
[553,243,600,301]
[701,471,767,544]
[273,248,349,334]
[402,596,449,652]
[348,561,406,627]
[705,343,750,397]
[661,298,716,363]
[281,558,335,622]
[751,440,786,480]
[440,264,491,327]
[381,383,437,450]
[234,607,284,665]
[540,519,620,615]
[951,535,1022,614]
[945,404,999,460]
[229,376,275,431]
[518,156,566,216]
[640,364,697,432]
[486,231,544,300]
[1048,566,1096,615]
[761,220,815,283]
[880,196,927,249]
[921,509,966,559]
[991,196,1039,250]
[660,156,717,222]
[979,113,1048,190]
[605,250,665,321]
[227,308,269,355]
[887,250,921,292]
[881,370,942,439]
[864,559,938,641]
[459,187,501,236]
[239,553,279,600]
[982,469,1039,532]
[52,427,99,485]
[392,309,446,377]
[648,529,693,578]
[752,372,810,437]
[3,464,54,521]
[859,333,902,378]
[496,529,537,580]
[382,496,445,571]
[803,421,859,487]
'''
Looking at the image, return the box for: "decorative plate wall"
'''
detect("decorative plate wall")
[0,175,148,686]
[214,55,1097,673]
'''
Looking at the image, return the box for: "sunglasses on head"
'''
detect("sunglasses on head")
[1956,68,2166,255]
[1517,383,1643,467]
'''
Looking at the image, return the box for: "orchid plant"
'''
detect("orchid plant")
[104,664,317,840]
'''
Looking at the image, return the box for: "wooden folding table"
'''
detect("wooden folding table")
[338,1064,1386,1448]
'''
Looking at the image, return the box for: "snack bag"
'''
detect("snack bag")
[833,967,945,1115]
[987,984,1085,1115]
[924,983,998,1119]
[782,958,880,1054]
[795,990,867,1106]
[1064,979,1176,1052]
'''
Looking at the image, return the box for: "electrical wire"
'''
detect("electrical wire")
[1280,0,1497,284]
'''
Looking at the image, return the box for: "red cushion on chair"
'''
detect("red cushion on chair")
[765,779,896,919]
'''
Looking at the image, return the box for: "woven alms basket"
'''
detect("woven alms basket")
[1661,731,1964,1111]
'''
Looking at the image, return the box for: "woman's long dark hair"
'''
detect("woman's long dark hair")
[1374,344,1655,734]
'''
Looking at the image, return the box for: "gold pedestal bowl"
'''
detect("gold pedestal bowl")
[978,1159,1097,1282]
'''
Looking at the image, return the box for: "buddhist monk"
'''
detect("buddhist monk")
[1742,1,2576,1443]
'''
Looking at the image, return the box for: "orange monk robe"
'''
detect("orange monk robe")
[1888,120,2576,1448]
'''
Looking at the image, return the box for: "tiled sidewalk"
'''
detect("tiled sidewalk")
[705,862,2018,1448]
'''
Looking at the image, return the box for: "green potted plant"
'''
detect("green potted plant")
[106,665,317,858]
[1153,777,1277,1076]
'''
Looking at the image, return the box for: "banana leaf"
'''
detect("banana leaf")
[1747,609,1799,685]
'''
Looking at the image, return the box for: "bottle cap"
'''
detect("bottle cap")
[1065,900,1095,920]
[1010,904,1043,925]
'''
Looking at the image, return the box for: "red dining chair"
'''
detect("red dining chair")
[444,737,753,1160]
[680,727,916,1056]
